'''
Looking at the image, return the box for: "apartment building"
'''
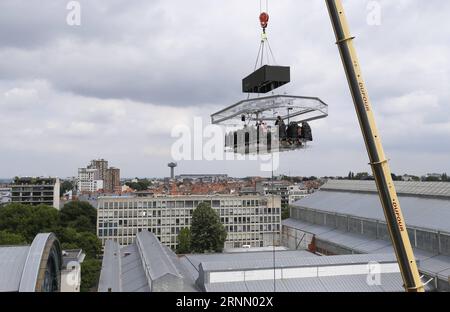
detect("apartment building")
[87,159,108,180]
[97,195,281,250]
[262,181,291,207]
[77,168,103,193]
[104,167,120,193]
[10,177,60,209]
[77,159,120,194]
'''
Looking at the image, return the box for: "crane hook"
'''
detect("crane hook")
[259,12,269,31]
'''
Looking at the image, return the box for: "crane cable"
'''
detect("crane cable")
[248,0,278,100]
[260,0,277,293]
[271,146,277,293]
[250,1,278,292]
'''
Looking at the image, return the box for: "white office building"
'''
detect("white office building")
[97,195,281,250]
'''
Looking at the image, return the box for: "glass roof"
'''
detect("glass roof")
[211,95,328,126]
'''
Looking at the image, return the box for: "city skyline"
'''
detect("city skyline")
[1,1,449,178]
[1,160,448,181]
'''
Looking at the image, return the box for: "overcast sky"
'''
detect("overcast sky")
[0,0,449,179]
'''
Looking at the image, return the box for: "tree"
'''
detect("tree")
[60,201,97,234]
[176,228,192,254]
[281,206,290,220]
[191,202,227,253]
[54,227,101,259]
[125,179,152,191]
[0,203,59,242]
[80,258,101,292]
[70,215,94,233]
[75,232,102,259]
[355,172,373,180]
[0,230,27,245]
[52,226,79,244]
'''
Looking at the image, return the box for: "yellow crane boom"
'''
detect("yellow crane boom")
[325,0,424,292]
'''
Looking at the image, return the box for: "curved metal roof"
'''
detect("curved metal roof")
[0,233,61,292]
[19,233,60,292]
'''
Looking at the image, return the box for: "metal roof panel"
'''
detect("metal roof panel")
[0,246,30,292]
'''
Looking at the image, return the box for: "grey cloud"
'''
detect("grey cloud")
[0,0,449,178]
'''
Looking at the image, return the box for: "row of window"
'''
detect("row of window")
[98,207,280,218]
[98,223,281,238]
[100,231,278,244]
[101,237,268,249]
[101,233,280,249]
[98,215,280,228]
[226,224,280,233]
[98,222,280,234]
[100,199,265,210]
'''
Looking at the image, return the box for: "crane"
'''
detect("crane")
[325,0,424,292]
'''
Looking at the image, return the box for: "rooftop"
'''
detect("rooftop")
[62,249,85,267]
[294,184,450,233]
[98,194,272,200]
[322,180,450,199]
[98,231,196,292]
[99,230,405,292]
[286,180,450,291]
